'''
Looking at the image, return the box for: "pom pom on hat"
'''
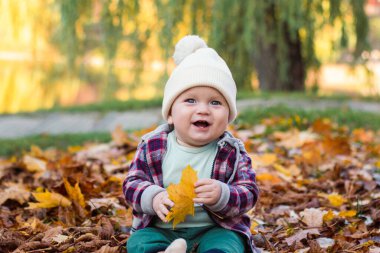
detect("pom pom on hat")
[173,35,208,65]
[162,35,237,123]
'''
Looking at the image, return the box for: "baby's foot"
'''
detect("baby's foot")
[165,238,187,253]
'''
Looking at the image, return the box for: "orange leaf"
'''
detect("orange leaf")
[166,165,198,228]
[256,173,283,184]
[311,118,333,136]
[339,210,357,218]
[111,125,137,146]
[63,179,86,208]
[322,136,351,156]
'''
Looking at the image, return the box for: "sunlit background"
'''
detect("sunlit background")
[1,0,380,114]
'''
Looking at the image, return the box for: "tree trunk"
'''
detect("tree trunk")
[283,24,305,91]
[254,41,281,91]
[253,2,305,91]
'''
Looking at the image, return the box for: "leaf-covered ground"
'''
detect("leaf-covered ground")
[0,118,380,252]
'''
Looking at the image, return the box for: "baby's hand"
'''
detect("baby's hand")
[153,191,174,222]
[193,179,221,205]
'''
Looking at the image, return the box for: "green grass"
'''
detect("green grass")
[237,105,380,130]
[0,132,111,157]
[1,105,379,157]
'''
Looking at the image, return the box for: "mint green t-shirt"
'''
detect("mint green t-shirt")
[154,131,218,228]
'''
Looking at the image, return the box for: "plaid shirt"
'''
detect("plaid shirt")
[123,124,260,252]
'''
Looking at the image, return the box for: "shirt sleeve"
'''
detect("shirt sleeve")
[122,142,164,215]
[206,150,259,218]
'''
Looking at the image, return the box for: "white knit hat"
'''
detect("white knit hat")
[162,35,237,122]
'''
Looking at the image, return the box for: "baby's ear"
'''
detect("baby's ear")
[167,115,173,124]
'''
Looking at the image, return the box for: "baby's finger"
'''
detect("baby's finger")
[157,210,167,222]
[160,204,170,215]
[163,198,174,207]
[195,178,213,187]
[195,184,213,194]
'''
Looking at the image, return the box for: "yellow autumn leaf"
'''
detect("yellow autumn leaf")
[250,220,259,235]
[251,153,277,169]
[166,165,198,229]
[63,179,86,208]
[273,163,292,177]
[323,210,335,222]
[27,190,71,209]
[319,193,347,207]
[339,210,357,218]
[327,193,347,207]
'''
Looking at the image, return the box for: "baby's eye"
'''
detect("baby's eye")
[185,98,196,103]
[210,100,222,105]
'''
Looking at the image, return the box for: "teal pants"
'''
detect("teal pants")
[127,226,246,253]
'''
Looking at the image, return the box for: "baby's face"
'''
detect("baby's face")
[168,86,229,148]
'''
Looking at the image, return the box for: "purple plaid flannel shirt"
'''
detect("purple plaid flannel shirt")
[123,124,260,252]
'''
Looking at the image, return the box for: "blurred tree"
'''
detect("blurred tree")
[55,0,370,91]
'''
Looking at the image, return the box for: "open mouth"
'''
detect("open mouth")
[193,120,210,128]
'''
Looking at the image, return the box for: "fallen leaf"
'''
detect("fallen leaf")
[23,155,47,172]
[338,210,357,218]
[112,125,137,147]
[316,237,335,249]
[63,179,86,208]
[300,208,327,227]
[326,193,347,207]
[273,163,292,177]
[27,190,72,209]
[42,226,63,243]
[276,129,317,149]
[166,165,198,228]
[94,244,120,253]
[52,234,69,244]
[251,153,277,168]
[323,210,335,222]
[256,173,283,184]
[311,118,333,136]
[322,136,351,156]
[0,182,30,205]
[285,228,320,246]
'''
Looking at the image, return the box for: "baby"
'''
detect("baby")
[123,35,260,253]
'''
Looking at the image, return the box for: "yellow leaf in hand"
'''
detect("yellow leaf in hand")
[28,190,71,209]
[166,165,198,229]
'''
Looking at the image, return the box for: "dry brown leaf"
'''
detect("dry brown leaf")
[285,228,320,246]
[41,226,64,243]
[322,136,351,156]
[23,155,47,172]
[166,165,198,228]
[0,182,30,205]
[275,129,318,149]
[94,244,119,253]
[300,208,327,227]
[111,124,138,147]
